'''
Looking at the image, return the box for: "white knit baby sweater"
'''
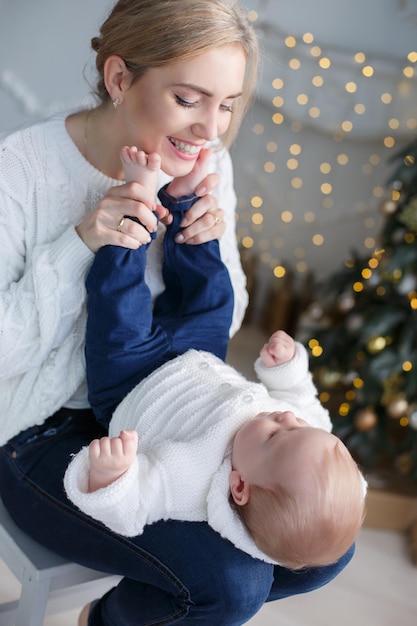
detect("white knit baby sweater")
[64,344,332,564]
[0,112,247,445]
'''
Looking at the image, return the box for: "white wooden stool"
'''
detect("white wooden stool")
[0,496,120,626]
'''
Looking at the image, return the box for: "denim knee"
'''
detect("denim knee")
[268,544,355,601]
[87,550,274,626]
[193,556,274,625]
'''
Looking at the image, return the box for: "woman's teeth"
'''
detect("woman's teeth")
[169,138,200,155]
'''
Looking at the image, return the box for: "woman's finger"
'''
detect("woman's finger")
[176,207,225,245]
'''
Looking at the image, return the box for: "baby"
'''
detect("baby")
[64,149,366,570]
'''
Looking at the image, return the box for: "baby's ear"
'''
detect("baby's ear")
[229,470,251,506]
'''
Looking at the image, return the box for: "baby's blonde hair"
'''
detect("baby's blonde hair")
[237,443,366,569]
[91,0,259,147]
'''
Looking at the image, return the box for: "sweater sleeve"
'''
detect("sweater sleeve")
[0,146,93,380]
[0,134,96,443]
[212,147,248,337]
[64,447,164,537]
[254,342,333,431]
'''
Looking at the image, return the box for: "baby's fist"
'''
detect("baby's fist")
[260,330,295,367]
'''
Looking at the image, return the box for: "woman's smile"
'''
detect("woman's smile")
[167,136,205,160]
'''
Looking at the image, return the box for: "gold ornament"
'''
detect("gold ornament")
[366,335,387,354]
[354,407,377,432]
[318,368,342,388]
[398,197,417,232]
[381,373,402,405]
[386,396,409,419]
[396,452,413,475]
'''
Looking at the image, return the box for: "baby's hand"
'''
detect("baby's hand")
[260,330,295,367]
[88,430,138,492]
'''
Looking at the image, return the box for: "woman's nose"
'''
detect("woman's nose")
[192,111,220,142]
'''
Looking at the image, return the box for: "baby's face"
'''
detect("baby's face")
[231,411,344,492]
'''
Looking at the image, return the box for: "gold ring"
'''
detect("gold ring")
[117,217,125,232]
[213,215,221,225]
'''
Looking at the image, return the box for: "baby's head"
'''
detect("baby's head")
[230,410,366,569]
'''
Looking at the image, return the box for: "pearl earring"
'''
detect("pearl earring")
[112,97,120,109]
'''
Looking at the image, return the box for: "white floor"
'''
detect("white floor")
[1,326,417,625]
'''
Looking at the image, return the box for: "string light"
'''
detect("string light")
[235,16,416,281]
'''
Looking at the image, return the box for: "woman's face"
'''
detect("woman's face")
[121,44,247,177]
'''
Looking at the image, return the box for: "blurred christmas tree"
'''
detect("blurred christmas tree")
[304,138,417,485]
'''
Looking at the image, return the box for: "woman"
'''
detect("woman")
[0,1,354,624]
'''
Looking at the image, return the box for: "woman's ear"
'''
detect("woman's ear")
[229,469,251,506]
[103,55,129,103]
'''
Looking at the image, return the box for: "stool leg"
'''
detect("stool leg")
[15,569,51,626]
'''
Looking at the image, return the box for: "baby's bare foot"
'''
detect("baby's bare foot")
[120,146,161,192]
[167,147,211,198]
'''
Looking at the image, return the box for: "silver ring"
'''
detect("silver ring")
[117,217,125,232]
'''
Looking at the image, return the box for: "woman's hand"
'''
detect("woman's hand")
[173,172,226,245]
[76,182,158,253]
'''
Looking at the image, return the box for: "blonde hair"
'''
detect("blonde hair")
[91,0,259,147]
[237,444,366,569]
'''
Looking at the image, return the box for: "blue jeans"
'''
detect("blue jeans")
[0,408,354,625]
[86,187,234,426]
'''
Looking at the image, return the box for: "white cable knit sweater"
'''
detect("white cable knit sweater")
[64,344,332,564]
[0,112,247,445]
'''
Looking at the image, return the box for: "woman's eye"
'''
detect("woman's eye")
[175,94,233,113]
[175,95,198,109]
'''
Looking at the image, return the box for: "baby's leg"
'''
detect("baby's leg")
[120,146,161,192]
[88,430,138,492]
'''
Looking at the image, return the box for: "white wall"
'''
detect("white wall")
[0,0,111,132]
